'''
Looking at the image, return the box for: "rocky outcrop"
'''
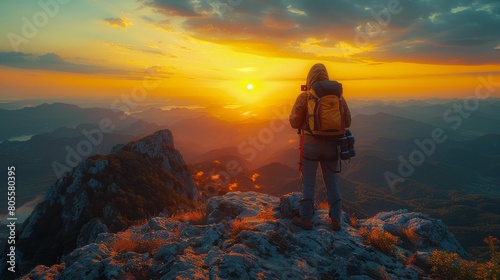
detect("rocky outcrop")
[113,130,199,201]
[2,130,200,278]
[22,192,467,279]
[360,209,469,259]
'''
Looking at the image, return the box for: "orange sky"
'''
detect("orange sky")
[1,1,499,105]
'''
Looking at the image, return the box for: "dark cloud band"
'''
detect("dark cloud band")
[141,0,500,64]
[0,52,128,74]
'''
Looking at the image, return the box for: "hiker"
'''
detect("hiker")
[289,63,352,231]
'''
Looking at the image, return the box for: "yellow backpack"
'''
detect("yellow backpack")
[304,81,346,137]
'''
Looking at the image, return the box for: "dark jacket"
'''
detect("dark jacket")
[289,63,351,144]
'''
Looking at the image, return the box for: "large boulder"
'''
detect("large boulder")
[360,209,469,259]
[206,191,278,223]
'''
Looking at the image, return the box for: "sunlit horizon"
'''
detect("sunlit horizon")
[1,1,499,105]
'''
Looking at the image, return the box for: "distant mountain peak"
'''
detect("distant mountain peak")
[114,129,175,155]
[27,102,81,110]
[144,107,165,113]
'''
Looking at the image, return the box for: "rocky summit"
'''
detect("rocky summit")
[22,191,467,280]
[1,130,201,277]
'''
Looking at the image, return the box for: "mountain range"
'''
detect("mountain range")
[0,99,499,265]
[0,130,472,279]
[0,103,139,142]
[0,119,164,216]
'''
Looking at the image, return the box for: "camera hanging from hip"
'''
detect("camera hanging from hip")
[338,129,355,162]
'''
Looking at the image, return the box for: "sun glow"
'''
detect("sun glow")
[246,83,254,90]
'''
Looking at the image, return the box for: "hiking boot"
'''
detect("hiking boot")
[331,219,342,231]
[293,216,313,230]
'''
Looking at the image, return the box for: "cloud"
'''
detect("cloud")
[0,52,129,74]
[103,42,174,57]
[146,0,201,17]
[357,5,500,64]
[104,17,133,28]
[140,0,500,64]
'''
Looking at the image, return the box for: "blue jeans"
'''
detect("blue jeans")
[300,140,342,222]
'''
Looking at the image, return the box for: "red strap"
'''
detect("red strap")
[298,94,308,171]
[299,130,304,171]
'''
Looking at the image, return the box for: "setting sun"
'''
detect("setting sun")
[246,84,254,91]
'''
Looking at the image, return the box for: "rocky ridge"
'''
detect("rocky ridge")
[22,192,468,279]
[4,129,470,279]
[1,130,200,277]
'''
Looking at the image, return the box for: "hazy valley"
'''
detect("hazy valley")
[1,98,499,266]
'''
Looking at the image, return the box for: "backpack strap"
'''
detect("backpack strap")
[308,89,318,99]
[304,90,316,135]
[339,93,346,133]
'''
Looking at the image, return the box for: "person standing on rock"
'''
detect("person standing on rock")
[289,63,352,231]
